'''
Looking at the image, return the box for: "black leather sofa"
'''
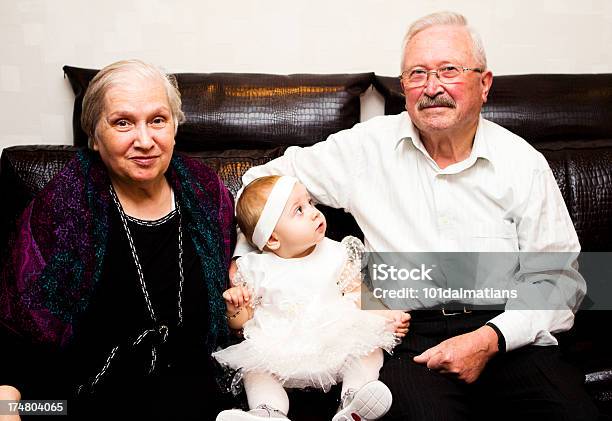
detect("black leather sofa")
[1,68,611,419]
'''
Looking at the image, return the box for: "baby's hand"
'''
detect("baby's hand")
[387,310,411,337]
[222,285,251,313]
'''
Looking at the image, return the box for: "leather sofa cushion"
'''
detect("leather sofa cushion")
[63,66,373,151]
[540,146,612,252]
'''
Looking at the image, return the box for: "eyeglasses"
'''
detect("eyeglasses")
[399,65,483,87]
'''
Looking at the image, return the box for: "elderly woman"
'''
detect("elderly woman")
[0,60,234,419]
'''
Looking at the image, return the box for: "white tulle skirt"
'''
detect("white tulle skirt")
[213,303,398,392]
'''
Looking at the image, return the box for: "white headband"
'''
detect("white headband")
[252,176,298,250]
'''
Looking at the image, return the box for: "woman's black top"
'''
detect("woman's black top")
[8,205,233,420]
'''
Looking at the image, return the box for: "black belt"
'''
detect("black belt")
[410,305,503,319]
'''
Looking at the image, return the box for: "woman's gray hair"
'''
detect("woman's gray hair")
[400,11,487,72]
[81,59,186,149]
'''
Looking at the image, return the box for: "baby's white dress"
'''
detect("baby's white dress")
[212,237,398,392]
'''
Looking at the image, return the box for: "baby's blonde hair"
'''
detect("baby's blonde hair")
[236,175,282,247]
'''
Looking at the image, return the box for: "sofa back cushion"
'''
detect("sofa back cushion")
[63,66,373,151]
[543,148,612,252]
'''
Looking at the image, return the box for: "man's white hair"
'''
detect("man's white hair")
[400,11,487,72]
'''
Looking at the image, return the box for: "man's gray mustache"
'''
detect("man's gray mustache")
[417,96,456,110]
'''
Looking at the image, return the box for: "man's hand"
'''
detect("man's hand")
[413,325,499,383]
[222,285,251,314]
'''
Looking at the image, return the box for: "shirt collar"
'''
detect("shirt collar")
[394,113,494,172]
[471,115,493,165]
[393,112,418,150]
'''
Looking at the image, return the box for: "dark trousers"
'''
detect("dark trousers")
[379,311,601,421]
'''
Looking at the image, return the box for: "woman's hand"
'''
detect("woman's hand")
[0,385,21,421]
[222,285,251,314]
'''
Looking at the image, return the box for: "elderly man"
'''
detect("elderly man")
[232,12,599,420]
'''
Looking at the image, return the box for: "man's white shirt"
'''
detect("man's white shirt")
[234,112,585,352]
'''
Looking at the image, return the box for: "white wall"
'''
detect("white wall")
[1,0,611,151]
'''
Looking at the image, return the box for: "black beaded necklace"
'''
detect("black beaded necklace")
[109,185,185,329]
[77,185,185,395]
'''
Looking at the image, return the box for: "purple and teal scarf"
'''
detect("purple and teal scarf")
[0,150,233,351]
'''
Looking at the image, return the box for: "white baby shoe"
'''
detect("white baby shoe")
[332,380,392,421]
[216,404,290,421]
